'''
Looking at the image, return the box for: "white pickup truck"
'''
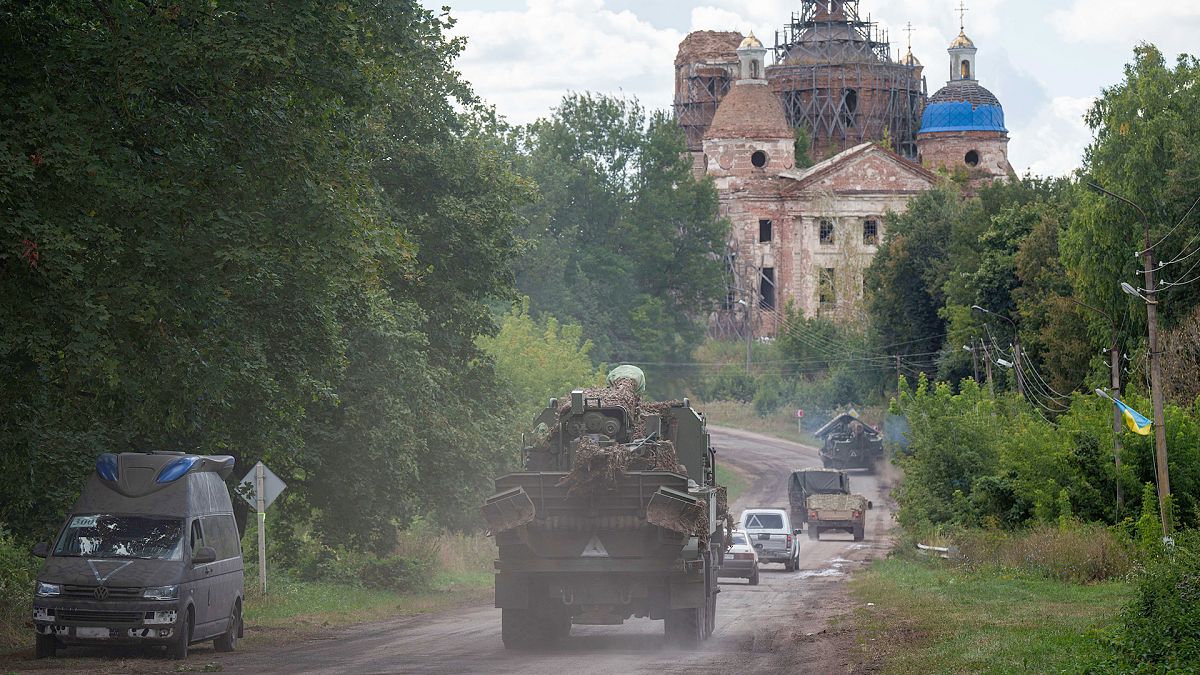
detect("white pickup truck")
[739,508,800,572]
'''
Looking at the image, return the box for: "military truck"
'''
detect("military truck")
[481,366,726,649]
[814,410,884,471]
[788,468,871,541]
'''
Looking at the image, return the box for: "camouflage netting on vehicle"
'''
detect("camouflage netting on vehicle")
[658,498,708,538]
[557,437,683,497]
[556,377,640,418]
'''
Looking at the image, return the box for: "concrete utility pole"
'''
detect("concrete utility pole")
[964,342,980,383]
[981,341,994,396]
[1089,181,1171,535]
[972,305,1019,396]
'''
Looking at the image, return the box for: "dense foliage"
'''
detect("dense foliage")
[0,1,528,548]
[511,94,728,396]
[477,298,605,424]
[892,375,1200,532]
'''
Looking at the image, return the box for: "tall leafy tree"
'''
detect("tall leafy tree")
[513,94,727,395]
[1063,45,1200,345]
[0,1,528,546]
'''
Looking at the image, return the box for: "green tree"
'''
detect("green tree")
[478,299,604,424]
[512,94,727,395]
[0,1,528,547]
[1063,45,1200,352]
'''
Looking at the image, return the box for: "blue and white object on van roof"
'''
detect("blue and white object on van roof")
[94,452,235,498]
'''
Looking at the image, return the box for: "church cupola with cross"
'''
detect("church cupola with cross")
[916,2,1013,181]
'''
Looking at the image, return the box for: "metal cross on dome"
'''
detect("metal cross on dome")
[904,21,915,50]
[956,1,969,31]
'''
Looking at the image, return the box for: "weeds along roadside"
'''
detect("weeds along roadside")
[852,517,1200,672]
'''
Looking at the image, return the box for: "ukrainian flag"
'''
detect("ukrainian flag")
[1114,399,1153,436]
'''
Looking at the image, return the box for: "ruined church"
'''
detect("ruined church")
[674,0,1013,336]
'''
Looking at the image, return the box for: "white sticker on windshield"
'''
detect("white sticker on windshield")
[71,516,98,528]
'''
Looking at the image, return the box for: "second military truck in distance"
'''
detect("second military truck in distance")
[481,366,727,649]
[788,468,872,542]
[813,410,884,472]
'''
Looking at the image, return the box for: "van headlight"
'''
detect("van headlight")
[35,581,61,597]
[142,585,179,601]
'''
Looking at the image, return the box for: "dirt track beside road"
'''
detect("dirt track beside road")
[8,425,896,674]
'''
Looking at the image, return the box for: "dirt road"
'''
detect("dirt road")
[12,425,895,674]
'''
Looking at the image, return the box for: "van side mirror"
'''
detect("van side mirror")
[793,528,802,536]
[867,501,874,510]
[192,546,217,565]
[31,542,50,558]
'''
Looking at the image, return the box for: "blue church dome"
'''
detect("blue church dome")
[919,80,1006,134]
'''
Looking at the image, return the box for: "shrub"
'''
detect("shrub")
[953,523,1135,583]
[0,529,38,651]
[1096,531,1200,671]
[358,555,432,592]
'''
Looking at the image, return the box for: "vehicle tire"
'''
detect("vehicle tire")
[749,568,760,586]
[34,633,56,659]
[167,607,192,660]
[700,590,710,634]
[807,527,819,540]
[784,558,795,572]
[538,598,571,642]
[853,524,865,542]
[664,607,704,647]
[214,600,240,652]
[501,608,538,650]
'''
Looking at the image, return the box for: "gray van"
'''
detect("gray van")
[31,452,245,660]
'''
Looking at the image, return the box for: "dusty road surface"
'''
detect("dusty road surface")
[8,425,895,674]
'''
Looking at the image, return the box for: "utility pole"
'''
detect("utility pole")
[744,275,754,374]
[972,305,1019,397]
[971,341,980,384]
[1012,339,1024,398]
[982,341,994,396]
[894,354,902,390]
[1089,181,1170,535]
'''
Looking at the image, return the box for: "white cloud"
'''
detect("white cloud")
[1011,95,1095,177]
[1050,0,1200,57]
[446,0,683,124]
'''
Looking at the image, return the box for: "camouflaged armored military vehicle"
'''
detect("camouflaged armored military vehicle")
[814,410,884,471]
[481,366,727,649]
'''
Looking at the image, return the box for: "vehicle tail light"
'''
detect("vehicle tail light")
[786,534,793,547]
[852,510,862,519]
[734,552,754,560]
[808,510,818,520]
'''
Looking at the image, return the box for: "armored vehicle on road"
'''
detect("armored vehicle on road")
[788,468,871,541]
[814,411,884,471]
[481,366,727,649]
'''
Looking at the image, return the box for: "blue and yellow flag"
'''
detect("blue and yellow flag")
[1114,399,1152,436]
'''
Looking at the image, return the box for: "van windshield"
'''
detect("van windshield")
[54,514,184,561]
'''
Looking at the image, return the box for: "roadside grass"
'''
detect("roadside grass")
[849,555,1132,673]
[242,530,495,636]
[715,464,748,505]
[701,400,823,448]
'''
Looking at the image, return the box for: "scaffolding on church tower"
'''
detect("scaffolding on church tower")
[770,0,926,159]
[673,31,742,152]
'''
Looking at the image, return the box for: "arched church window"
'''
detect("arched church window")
[750,60,760,79]
[961,60,971,79]
[965,150,980,167]
[842,89,858,127]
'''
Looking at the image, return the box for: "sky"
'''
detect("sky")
[419,0,1200,177]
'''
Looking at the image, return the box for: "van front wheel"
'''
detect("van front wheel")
[214,600,240,652]
[34,633,56,659]
[167,608,191,660]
